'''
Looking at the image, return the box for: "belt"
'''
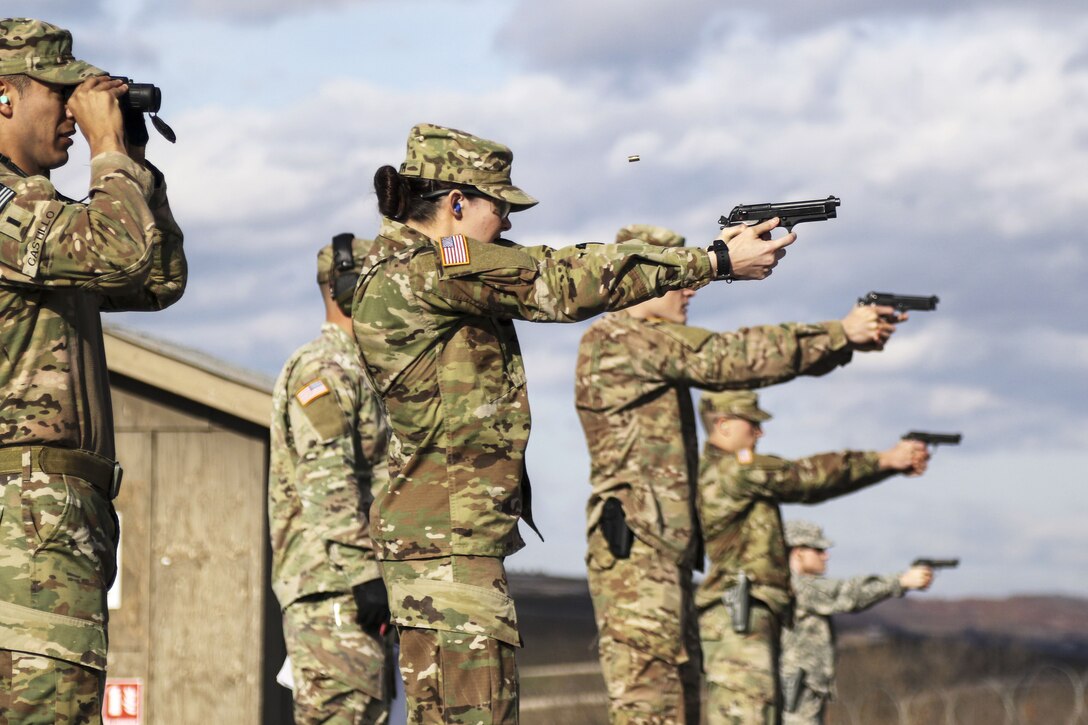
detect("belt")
[0,446,122,500]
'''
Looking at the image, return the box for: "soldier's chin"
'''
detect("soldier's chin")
[46,148,71,171]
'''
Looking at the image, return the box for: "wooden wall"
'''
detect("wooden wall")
[107,373,293,724]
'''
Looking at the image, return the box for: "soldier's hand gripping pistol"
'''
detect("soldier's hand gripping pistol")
[720,196,840,232]
[722,571,751,634]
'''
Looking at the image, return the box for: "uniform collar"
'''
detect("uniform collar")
[320,322,355,350]
[378,217,433,250]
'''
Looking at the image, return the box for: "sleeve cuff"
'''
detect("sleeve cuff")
[823,320,849,350]
[346,562,383,588]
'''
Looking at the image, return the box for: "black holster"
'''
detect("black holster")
[600,497,634,560]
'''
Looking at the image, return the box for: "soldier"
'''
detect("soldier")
[350,123,795,724]
[779,520,933,725]
[695,391,929,723]
[0,18,186,723]
[269,238,394,724]
[576,224,905,725]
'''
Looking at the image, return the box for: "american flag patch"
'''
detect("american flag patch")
[439,234,470,267]
[295,379,330,406]
[0,184,14,215]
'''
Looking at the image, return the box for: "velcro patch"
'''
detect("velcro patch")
[295,379,330,406]
[0,184,13,214]
[0,191,31,241]
[439,234,470,267]
[21,200,63,278]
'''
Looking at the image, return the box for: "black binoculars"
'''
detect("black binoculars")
[111,76,162,114]
[109,76,175,143]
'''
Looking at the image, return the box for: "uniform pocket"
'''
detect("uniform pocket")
[29,474,117,590]
[22,472,72,548]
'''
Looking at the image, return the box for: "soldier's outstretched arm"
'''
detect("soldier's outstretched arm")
[746,451,896,504]
[795,573,904,616]
[640,320,852,390]
[418,236,716,322]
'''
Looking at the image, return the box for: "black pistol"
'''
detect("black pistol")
[912,558,960,569]
[859,292,939,314]
[902,431,962,448]
[719,196,840,232]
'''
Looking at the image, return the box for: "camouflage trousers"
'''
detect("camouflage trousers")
[781,687,826,725]
[0,465,118,725]
[282,592,392,725]
[586,530,701,725]
[0,650,102,725]
[381,555,520,724]
[699,600,780,725]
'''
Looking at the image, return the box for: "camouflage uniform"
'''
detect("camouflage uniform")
[779,521,904,725]
[575,225,858,725]
[351,124,719,724]
[0,19,186,724]
[696,393,895,724]
[268,239,392,724]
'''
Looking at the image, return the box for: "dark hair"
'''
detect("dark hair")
[0,74,30,94]
[374,165,478,224]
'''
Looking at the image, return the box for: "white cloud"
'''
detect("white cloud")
[31,3,1088,593]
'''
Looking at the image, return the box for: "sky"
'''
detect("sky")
[9,0,1087,599]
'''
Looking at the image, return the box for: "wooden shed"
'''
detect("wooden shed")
[102,324,292,724]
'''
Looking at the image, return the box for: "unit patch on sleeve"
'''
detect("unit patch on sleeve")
[439,234,470,267]
[295,378,331,406]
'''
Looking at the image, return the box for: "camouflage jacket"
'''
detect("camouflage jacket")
[576,313,851,568]
[0,153,186,457]
[695,445,891,619]
[780,571,904,695]
[268,323,389,608]
[351,224,714,562]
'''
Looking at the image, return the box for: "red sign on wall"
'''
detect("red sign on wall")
[103,679,142,725]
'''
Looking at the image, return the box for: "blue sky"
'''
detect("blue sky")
[10,0,1087,598]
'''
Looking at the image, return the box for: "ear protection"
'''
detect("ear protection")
[0,95,10,105]
[331,232,358,307]
[453,201,462,214]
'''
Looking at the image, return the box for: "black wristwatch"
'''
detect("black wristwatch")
[707,239,733,282]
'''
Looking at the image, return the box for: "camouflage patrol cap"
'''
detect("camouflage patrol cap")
[615,224,685,248]
[784,520,834,550]
[400,123,538,211]
[316,237,378,285]
[699,390,773,423]
[0,19,104,85]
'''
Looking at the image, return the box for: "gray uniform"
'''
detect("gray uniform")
[780,572,904,724]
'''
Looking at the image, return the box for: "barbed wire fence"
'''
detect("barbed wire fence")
[521,662,1088,724]
[831,663,1088,725]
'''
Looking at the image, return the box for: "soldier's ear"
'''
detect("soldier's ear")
[0,85,13,119]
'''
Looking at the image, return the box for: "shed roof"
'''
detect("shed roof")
[104,324,274,428]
